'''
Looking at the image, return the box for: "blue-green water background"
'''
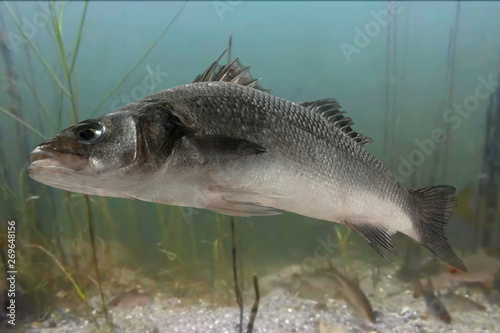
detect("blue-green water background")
[6,1,500,184]
[1,0,500,314]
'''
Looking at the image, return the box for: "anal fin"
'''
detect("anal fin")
[344,222,400,261]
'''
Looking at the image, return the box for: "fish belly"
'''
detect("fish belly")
[210,156,417,240]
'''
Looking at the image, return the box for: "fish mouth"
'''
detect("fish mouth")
[29,147,59,164]
[26,147,71,176]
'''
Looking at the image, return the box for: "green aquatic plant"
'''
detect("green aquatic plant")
[90,1,187,117]
[0,1,189,329]
[3,3,70,98]
[212,214,231,288]
[0,106,45,140]
[3,2,106,327]
[25,244,87,305]
[246,275,260,333]
[333,224,352,269]
[84,195,114,331]
[231,217,244,333]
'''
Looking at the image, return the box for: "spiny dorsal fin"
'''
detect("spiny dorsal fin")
[298,98,373,147]
[193,49,270,93]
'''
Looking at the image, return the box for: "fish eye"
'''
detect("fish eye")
[73,122,106,144]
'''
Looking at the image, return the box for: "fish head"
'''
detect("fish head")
[26,104,187,197]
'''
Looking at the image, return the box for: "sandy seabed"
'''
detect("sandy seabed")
[22,282,500,333]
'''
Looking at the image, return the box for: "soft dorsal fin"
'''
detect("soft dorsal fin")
[193,49,271,93]
[298,98,373,147]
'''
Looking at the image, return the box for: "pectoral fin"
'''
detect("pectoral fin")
[189,136,266,156]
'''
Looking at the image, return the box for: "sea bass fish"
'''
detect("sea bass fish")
[26,50,466,272]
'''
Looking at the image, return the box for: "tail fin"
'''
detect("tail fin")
[409,185,467,272]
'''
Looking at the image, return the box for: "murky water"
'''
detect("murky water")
[0,1,499,332]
